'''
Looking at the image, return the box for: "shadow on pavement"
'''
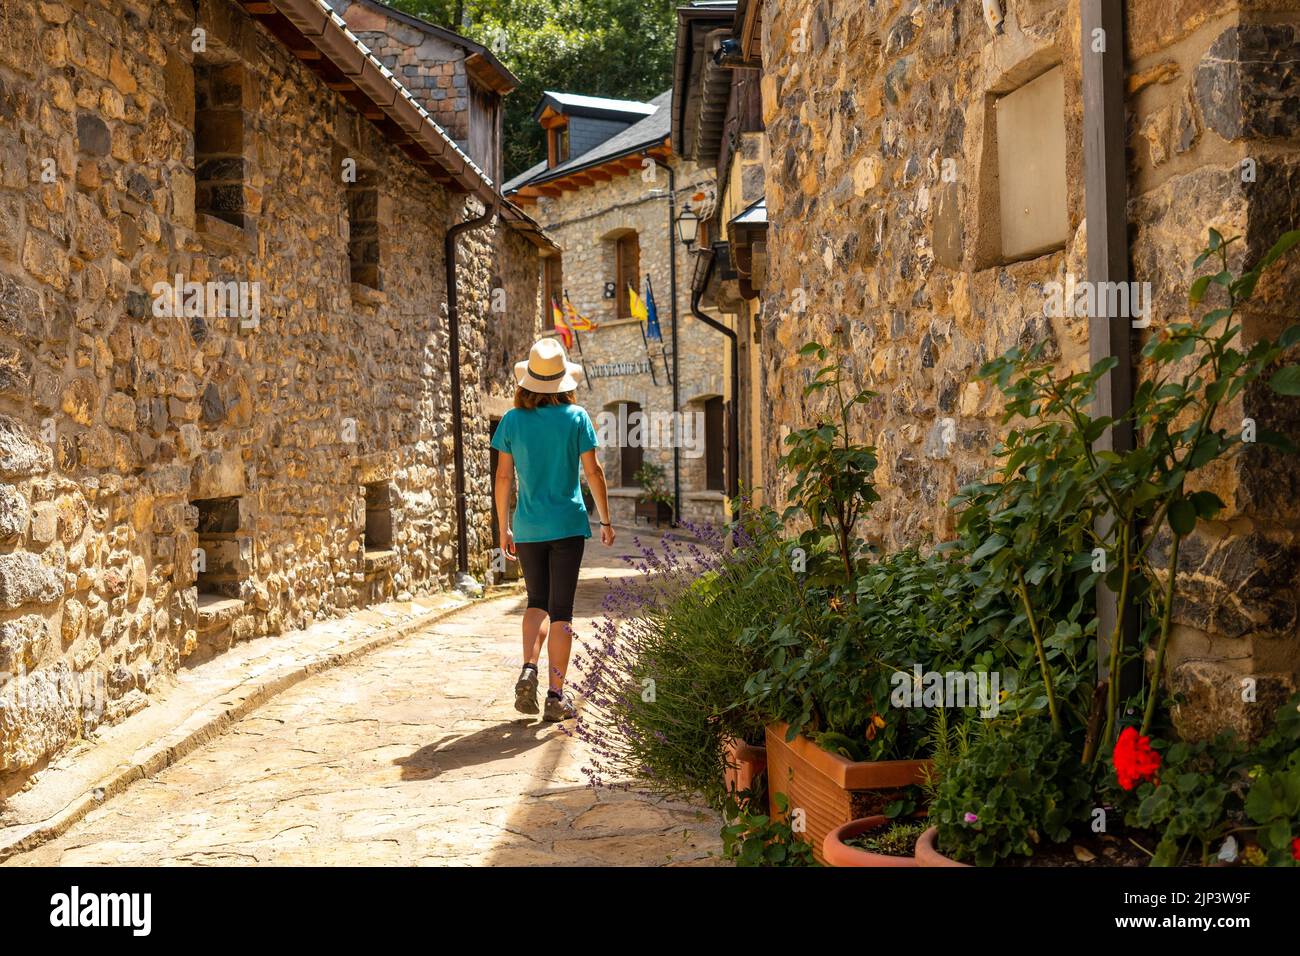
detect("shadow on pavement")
[394,720,555,781]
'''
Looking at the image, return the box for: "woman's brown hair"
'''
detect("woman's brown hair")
[514,386,577,410]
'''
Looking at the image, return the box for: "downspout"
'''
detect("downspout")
[446,195,498,589]
[651,156,683,521]
[1081,0,1138,743]
[690,247,741,501]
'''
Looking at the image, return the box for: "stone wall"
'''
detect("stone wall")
[527,155,729,529]
[0,0,536,794]
[759,0,1300,737]
[482,222,545,413]
[330,0,477,155]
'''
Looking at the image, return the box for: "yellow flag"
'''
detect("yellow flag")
[628,284,648,322]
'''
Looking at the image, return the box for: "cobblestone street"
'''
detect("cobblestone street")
[5,538,722,867]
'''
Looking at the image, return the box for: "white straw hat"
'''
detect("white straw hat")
[514,337,585,393]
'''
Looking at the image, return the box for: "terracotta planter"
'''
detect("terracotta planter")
[722,736,767,796]
[823,815,919,868]
[914,826,971,867]
[634,499,673,527]
[764,722,931,865]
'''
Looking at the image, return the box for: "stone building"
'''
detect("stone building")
[757,0,1300,737]
[505,90,730,528]
[0,0,545,794]
[673,0,769,504]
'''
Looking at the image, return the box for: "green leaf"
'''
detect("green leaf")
[1268,365,1300,396]
[1258,229,1300,273]
[1188,490,1224,520]
[970,534,1008,564]
[1168,498,1197,536]
[1188,275,1212,306]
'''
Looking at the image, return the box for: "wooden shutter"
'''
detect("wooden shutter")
[615,234,640,318]
[705,397,725,491]
[619,402,643,486]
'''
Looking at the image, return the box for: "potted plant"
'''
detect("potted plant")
[722,735,766,796]
[922,229,1300,866]
[824,815,926,868]
[740,341,976,862]
[632,462,673,527]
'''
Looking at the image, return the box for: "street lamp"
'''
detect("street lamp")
[676,202,700,247]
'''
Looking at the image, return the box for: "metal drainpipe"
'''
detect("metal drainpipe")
[445,196,498,584]
[651,156,683,521]
[690,248,741,501]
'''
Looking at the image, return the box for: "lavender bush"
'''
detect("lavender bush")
[571,510,795,811]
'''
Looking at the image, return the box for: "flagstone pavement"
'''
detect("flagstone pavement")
[5,533,723,867]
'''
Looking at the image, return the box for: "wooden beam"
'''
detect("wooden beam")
[1081,0,1138,697]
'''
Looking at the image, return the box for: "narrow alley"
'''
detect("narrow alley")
[4,538,721,866]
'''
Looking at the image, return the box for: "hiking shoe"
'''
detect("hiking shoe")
[514,668,539,715]
[543,693,576,722]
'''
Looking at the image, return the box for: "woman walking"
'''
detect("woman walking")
[492,339,614,721]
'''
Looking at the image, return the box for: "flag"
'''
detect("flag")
[563,294,596,331]
[551,297,573,349]
[644,276,662,342]
[628,284,648,323]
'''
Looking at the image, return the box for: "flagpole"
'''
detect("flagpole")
[645,273,672,385]
[564,289,593,392]
[632,283,659,386]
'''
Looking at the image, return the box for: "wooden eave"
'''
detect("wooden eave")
[239,0,490,200]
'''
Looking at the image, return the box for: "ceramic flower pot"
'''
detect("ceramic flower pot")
[764,722,932,866]
[823,815,919,868]
[722,735,766,796]
[914,826,971,867]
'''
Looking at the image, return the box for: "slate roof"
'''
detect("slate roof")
[505,89,672,194]
[531,91,659,121]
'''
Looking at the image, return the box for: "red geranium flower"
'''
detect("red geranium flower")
[1114,726,1161,791]
[1291,837,1300,862]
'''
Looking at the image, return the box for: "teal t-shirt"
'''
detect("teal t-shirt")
[491,403,599,543]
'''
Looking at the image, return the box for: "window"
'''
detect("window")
[194,62,246,228]
[363,481,392,550]
[616,401,643,487]
[704,397,725,492]
[543,254,563,327]
[614,233,640,318]
[347,169,381,289]
[993,66,1067,261]
[547,122,570,168]
[193,496,242,598]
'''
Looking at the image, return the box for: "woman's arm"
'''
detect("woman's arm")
[581,449,615,546]
[494,451,516,560]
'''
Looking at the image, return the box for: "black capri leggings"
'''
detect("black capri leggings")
[514,535,586,624]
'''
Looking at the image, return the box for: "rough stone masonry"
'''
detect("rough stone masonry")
[759,0,1300,739]
[0,0,541,795]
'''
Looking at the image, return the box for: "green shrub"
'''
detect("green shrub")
[574,512,794,811]
[931,720,1092,866]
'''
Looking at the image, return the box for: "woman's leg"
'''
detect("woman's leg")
[544,536,586,693]
[512,541,552,714]
[523,610,549,665]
